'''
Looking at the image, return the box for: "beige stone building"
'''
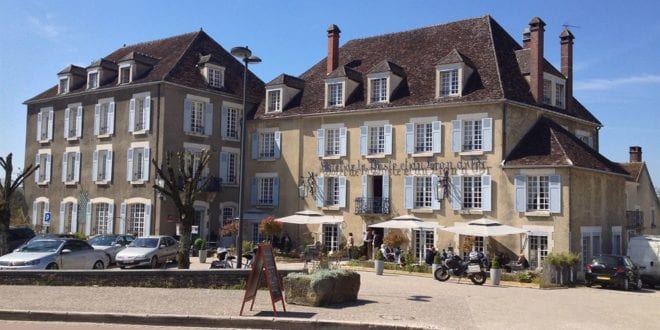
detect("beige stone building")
[621,146,660,237]
[24,31,264,242]
[247,16,631,270]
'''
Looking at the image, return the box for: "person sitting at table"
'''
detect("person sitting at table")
[381,244,395,262]
[516,254,530,269]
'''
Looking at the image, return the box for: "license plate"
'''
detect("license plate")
[467,264,481,273]
[596,276,610,281]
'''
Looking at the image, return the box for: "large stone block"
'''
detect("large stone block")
[283,269,360,307]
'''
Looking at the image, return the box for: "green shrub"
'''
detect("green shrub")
[242,241,254,255]
[193,238,206,250]
[375,249,385,261]
[433,253,442,265]
[516,272,533,283]
[491,257,500,269]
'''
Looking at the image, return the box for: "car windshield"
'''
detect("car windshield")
[18,240,63,252]
[593,255,621,267]
[88,236,116,246]
[130,238,159,248]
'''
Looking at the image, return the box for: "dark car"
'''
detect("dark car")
[7,227,36,253]
[585,254,643,290]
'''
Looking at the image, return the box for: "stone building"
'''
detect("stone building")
[620,146,660,237]
[246,16,630,269]
[23,31,263,241]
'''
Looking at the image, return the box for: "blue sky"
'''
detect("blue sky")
[1,0,659,186]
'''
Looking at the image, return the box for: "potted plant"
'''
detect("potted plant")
[374,249,385,275]
[432,253,443,275]
[490,256,502,286]
[194,238,207,263]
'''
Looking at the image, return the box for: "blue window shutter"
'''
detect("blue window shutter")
[61,152,67,183]
[204,102,213,136]
[452,120,462,152]
[107,202,114,234]
[431,174,440,210]
[549,175,561,213]
[71,203,78,233]
[144,204,152,236]
[59,202,65,233]
[119,203,126,234]
[251,133,259,159]
[362,175,368,198]
[317,129,325,157]
[127,149,133,181]
[339,176,346,208]
[451,175,462,210]
[274,131,282,159]
[64,108,70,138]
[129,98,135,132]
[144,96,151,131]
[360,126,368,156]
[85,202,92,236]
[142,147,150,181]
[32,201,37,226]
[220,106,228,138]
[45,154,51,182]
[481,175,492,211]
[36,113,42,141]
[94,105,100,135]
[482,118,493,152]
[47,110,53,140]
[107,151,113,182]
[432,121,442,153]
[273,177,280,207]
[34,154,39,183]
[76,106,83,138]
[219,152,228,183]
[514,175,527,212]
[384,124,393,155]
[108,102,115,135]
[339,127,347,157]
[405,123,414,154]
[250,177,258,206]
[404,176,413,209]
[316,176,325,208]
[183,99,192,133]
[382,175,390,200]
[74,152,80,182]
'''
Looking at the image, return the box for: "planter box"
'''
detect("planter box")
[374,260,384,275]
[490,268,502,286]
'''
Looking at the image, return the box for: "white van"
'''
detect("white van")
[627,235,660,286]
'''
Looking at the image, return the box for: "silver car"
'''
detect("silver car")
[115,236,179,269]
[0,238,109,270]
[87,234,134,263]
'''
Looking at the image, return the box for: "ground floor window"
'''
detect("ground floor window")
[60,202,76,234]
[612,227,622,255]
[128,203,146,237]
[414,229,435,262]
[528,235,548,269]
[94,203,111,235]
[251,223,261,244]
[323,224,339,252]
[581,228,602,267]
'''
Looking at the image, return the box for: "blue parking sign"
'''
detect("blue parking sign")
[43,212,51,226]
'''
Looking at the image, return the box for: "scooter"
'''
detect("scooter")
[433,251,488,285]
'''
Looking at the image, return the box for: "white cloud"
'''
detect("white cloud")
[575,74,660,91]
[27,14,63,40]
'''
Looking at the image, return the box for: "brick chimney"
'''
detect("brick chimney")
[522,27,531,48]
[629,146,642,163]
[528,17,546,103]
[560,28,575,110]
[327,24,341,74]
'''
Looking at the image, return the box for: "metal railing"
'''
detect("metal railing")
[626,210,644,229]
[354,197,390,215]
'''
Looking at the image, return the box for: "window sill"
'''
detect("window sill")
[322,206,341,211]
[186,132,209,138]
[411,152,434,158]
[38,139,51,144]
[524,211,551,217]
[365,154,387,159]
[411,208,434,214]
[257,158,277,161]
[222,183,238,187]
[95,180,110,185]
[458,209,484,215]
[66,136,79,142]
[132,130,149,136]
[97,134,112,139]
[37,181,49,186]
[130,180,147,185]
[256,205,275,209]
[458,151,484,156]
[64,181,78,186]
[322,155,342,160]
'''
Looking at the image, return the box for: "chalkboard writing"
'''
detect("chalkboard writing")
[240,243,286,316]
[262,246,282,300]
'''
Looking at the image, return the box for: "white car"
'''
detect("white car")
[87,234,134,263]
[115,236,179,269]
[0,238,109,270]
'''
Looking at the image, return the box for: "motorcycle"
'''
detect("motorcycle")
[433,251,488,285]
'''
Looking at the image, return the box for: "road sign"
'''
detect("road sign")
[43,212,51,226]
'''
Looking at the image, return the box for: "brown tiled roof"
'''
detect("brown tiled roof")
[504,117,628,175]
[25,31,264,104]
[367,60,406,77]
[254,16,600,125]
[266,74,305,90]
[619,162,644,182]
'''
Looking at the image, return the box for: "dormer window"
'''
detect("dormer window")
[327,81,344,107]
[59,77,69,94]
[542,73,566,109]
[87,71,99,89]
[266,89,282,113]
[206,65,225,88]
[119,65,131,84]
[435,50,474,98]
[370,77,388,103]
[439,69,459,96]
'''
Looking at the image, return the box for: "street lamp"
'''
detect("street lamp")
[231,46,261,268]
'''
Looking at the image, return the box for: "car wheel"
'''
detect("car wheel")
[46,263,59,270]
[93,261,105,270]
[150,256,159,269]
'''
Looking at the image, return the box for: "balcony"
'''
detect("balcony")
[355,197,390,215]
[625,210,644,229]
[176,175,221,192]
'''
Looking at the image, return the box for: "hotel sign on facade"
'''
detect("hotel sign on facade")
[319,159,488,176]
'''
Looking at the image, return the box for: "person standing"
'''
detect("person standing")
[365,230,374,260]
[372,231,382,259]
[347,232,354,260]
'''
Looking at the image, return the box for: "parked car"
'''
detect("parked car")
[87,234,134,263]
[0,238,109,270]
[7,227,35,253]
[115,236,179,269]
[585,254,643,290]
[627,235,660,287]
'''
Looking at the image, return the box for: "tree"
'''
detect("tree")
[152,150,212,269]
[0,153,38,256]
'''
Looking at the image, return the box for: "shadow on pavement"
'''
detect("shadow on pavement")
[313,299,377,309]
[254,311,316,318]
[406,295,433,302]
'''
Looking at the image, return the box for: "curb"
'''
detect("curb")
[0,310,436,330]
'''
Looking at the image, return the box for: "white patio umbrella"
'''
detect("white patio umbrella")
[369,215,443,229]
[276,210,343,225]
[440,218,527,237]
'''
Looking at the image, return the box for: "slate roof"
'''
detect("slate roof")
[254,15,600,125]
[265,74,305,90]
[26,31,264,104]
[503,117,628,175]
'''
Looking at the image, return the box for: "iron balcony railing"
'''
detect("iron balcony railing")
[354,197,390,215]
[625,210,644,229]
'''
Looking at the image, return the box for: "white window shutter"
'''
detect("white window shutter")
[45,154,51,183]
[64,108,70,138]
[129,98,135,132]
[107,202,114,234]
[32,201,37,226]
[339,176,346,208]
[142,147,150,181]
[362,175,368,198]
[59,201,65,233]
[61,152,67,183]
[76,106,83,138]
[514,175,527,212]
[452,120,462,152]
[482,118,493,152]
[108,102,115,135]
[339,127,347,157]
[47,110,53,141]
[36,112,42,141]
[274,131,282,159]
[94,104,100,135]
[92,151,98,182]
[251,133,259,159]
[204,102,213,136]
[220,106,228,138]
[71,203,78,233]
[549,175,561,213]
[273,177,280,207]
[127,149,133,181]
[35,154,39,183]
[144,204,152,236]
[144,96,151,131]
[384,124,393,155]
[404,176,413,209]
[74,152,80,182]
[360,126,368,156]
[481,175,492,211]
[219,152,228,183]
[432,121,442,153]
[405,123,414,154]
[183,99,192,133]
[85,202,92,236]
[451,175,462,210]
[120,203,127,234]
[317,129,325,157]
[107,151,113,182]
[431,174,440,210]
[316,176,325,208]
[382,175,390,200]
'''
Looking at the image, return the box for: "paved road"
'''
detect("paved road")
[0,267,658,329]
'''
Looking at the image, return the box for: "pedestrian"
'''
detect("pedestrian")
[347,232,354,260]
[372,231,382,259]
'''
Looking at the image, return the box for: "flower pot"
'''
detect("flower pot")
[374,260,384,275]
[490,268,502,286]
[198,249,207,263]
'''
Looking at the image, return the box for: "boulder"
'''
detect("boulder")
[283,269,360,306]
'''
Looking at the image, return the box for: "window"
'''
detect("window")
[87,71,99,89]
[323,224,339,252]
[94,203,111,235]
[528,235,548,269]
[555,83,565,108]
[450,175,491,212]
[527,176,549,211]
[220,104,241,140]
[61,150,80,183]
[31,199,50,234]
[36,108,53,142]
[59,78,69,94]
[94,99,115,137]
[119,66,131,84]
[415,123,433,153]
[207,67,224,88]
[316,176,346,208]
[414,229,435,262]
[222,207,235,222]
[252,130,281,160]
[59,201,77,234]
[251,223,262,244]
[462,120,482,151]
[127,203,146,237]
[183,145,210,180]
[404,175,440,210]
[575,130,593,148]
[439,69,459,96]
[129,94,151,133]
[220,150,239,185]
[359,124,393,156]
[267,89,282,112]
[369,126,385,154]
[326,177,341,207]
[93,148,113,183]
[64,105,82,139]
[581,227,602,267]
[326,128,341,156]
[612,227,622,255]
[370,77,388,103]
[34,151,51,184]
[541,74,566,109]
[451,117,492,153]
[543,79,553,104]
[260,132,275,158]
[406,120,441,155]
[251,176,279,207]
[317,127,347,158]
[514,175,561,214]
[414,177,433,209]
[462,176,482,209]
[327,82,343,107]
[191,101,205,134]
[127,145,150,183]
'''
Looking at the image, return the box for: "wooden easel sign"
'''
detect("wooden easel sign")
[240,243,286,316]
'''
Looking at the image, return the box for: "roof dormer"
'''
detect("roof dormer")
[366,60,406,104]
[435,49,474,98]
[86,58,118,90]
[324,66,361,108]
[265,74,305,113]
[198,54,225,89]
[57,65,86,94]
[117,51,158,85]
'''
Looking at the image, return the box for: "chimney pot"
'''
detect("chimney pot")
[629,146,642,163]
[523,27,531,48]
[528,17,546,104]
[327,24,341,74]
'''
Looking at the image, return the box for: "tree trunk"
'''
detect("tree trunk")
[0,206,10,256]
[176,207,195,269]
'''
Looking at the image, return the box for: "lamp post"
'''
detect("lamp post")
[231,46,261,268]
